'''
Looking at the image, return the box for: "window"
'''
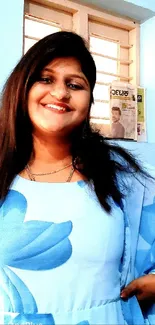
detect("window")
[89,19,136,135]
[24,1,73,53]
[90,35,118,134]
[24,15,60,53]
[24,0,139,137]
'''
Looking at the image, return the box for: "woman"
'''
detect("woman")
[0,31,155,325]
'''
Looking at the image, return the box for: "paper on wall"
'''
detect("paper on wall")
[109,81,137,140]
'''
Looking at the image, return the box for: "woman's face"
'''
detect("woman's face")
[28,57,91,137]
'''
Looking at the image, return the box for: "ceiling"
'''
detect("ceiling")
[72,0,155,23]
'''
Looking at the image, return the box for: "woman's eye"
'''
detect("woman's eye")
[39,77,52,84]
[67,83,83,90]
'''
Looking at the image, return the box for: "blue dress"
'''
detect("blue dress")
[0,175,126,325]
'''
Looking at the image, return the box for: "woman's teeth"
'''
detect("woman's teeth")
[45,104,68,111]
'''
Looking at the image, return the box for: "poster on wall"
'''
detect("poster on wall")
[109,81,137,140]
[137,87,147,142]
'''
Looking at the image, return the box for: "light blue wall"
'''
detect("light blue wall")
[125,1,155,144]
[0,0,24,91]
[124,0,155,142]
[119,0,155,165]
[117,141,155,167]
[119,13,155,164]
[124,2,155,142]
[125,0,155,11]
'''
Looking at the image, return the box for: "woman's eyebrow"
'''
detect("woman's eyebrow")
[66,74,89,86]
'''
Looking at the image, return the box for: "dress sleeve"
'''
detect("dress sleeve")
[135,172,155,277]
[135,168,155,324]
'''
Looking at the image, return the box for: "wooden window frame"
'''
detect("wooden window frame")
[25,0,140,85]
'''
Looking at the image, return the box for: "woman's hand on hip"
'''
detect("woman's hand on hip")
[121,274,155,301]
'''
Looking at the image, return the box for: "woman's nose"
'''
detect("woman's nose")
[49,83,70,100]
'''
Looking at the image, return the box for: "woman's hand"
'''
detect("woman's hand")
[121,274,155,302]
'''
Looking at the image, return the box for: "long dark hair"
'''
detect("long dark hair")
[0,31,147,212]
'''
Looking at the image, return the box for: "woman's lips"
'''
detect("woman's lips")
[43,102,71,113]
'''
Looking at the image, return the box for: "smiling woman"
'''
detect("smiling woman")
[0,31,155,325]
[28,57,91,136]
